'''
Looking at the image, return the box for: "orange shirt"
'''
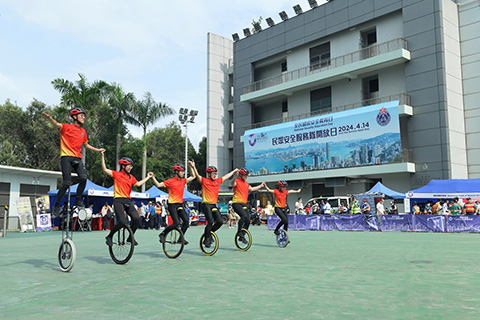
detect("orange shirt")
[112,170,138,199]
[232,178,250,204]
[163,177,186,204]
[465,202,475,214]
[274,189,289,208]
[200,177,223,204]
[60,123,88,158]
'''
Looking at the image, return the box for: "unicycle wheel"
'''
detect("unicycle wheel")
[162,228,185,259]
[276,229,289,248]
[234,228,252,251]
[108,226,134,264]
[199,231,219,256]
[58,238,76,272]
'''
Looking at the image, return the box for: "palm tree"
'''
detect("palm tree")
[107,84,136,170]
[129,92,174,191]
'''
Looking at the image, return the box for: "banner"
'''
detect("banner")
[447,215,480,233]
[380,214,414,231]
[244,101,401,175]
[412,215,446,232]
[36,213,52,231]
[16,197,35,232]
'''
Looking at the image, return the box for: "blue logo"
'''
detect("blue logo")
[376,107,391,126]
[248,134,256,146]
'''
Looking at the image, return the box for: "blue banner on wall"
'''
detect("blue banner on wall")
[381,214,414,231]
[244,101,401,175]
[447,215,480,232]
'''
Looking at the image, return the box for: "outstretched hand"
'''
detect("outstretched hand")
[148,172,154,177]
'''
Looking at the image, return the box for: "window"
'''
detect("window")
[362,76,379,105]
[311,87,332,113]
[361,28,377,58]
[281,61,287,72]
[310,42,330,70]
[282,101,288,120]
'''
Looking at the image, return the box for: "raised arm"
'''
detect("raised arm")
[100,151,112,177]
[188,160,201,183]
[151,175,165,188]
[249,182,265,192]
[263,183,274,193]
[222,168,239,182]
[135,172,153,187]
[41,112,62,130]
[231,172,239,187]
[186,162,196,183]
[288,188,302,194]
[84,142,106,153]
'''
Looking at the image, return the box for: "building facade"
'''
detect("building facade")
[207,0,480,208]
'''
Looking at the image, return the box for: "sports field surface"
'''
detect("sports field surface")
[1,225,479,319]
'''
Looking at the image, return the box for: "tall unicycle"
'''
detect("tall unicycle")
[276,229,289,248]
[234,228,252,251]
[57,185,76,272]
[108,225,135,264]
[162,228,185,259]
[199,231,219,256]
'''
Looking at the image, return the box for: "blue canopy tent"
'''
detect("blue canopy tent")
[366,182,405,199]
[356,182,406,214]
[48,179,110,213]
[183,189,202,202]
[145,186,168,202]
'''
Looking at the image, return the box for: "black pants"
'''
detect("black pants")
[55,156,87,206]
[108,198,139,237]
[162,203,189,236]
[274,207,289,232]
[203,203,223,238]
[232,203,250,234]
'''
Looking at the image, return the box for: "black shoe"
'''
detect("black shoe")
[74,200,85,208]
[183,239,189,245]
[238,235,248,244]
[203,237,212,248]
[274,230,280,235]
[159,233,165,244]
[105,236,113,247]
[52,205,60,218]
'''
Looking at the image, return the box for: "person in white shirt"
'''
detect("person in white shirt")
[295,197,304,215]
[323,200,332,214]
[376,198,385,215]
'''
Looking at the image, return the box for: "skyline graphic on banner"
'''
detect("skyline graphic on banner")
[244,101,402,176]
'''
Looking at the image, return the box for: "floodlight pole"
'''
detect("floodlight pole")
[179,108,198,179]
[184,122,188,179]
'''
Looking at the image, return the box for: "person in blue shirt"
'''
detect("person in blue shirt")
[148,201,155,229]
[360,199,371,215]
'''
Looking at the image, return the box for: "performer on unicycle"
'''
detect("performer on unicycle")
[189,160,238,248]
[231,168,264,244]
[101,152,152,246]
[264,181,301,236]
[153,163,195,245]
[42,108,105,217]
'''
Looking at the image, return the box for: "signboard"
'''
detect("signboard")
[16,197,35,232]
[244,101,401,175]
[87,188,150,199]
[36,214,52,231]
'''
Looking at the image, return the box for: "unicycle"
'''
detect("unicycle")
[57,186,76,272]
[108,225,135,264]
[276,229,289,248]
[161,228,185,259]
[199,231,219,256]
[234,228,252,251]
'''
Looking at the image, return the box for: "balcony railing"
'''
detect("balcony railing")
[244,93,411,131]
[242,38,408,95]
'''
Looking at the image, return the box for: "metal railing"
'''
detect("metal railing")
[244,92,411,131]
[243,38,408,95]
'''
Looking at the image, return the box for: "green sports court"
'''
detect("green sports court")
[1,225,480,319]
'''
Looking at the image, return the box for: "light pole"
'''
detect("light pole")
[178,108,198,178]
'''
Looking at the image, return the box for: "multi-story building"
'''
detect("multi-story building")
[207,0,480,209]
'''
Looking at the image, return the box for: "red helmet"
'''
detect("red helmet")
[278,180,288,188]
[70,107,86,118]
[173,164,185,171]
[119,157,133,166]
[206,166,218,173]
[239,167,248,175]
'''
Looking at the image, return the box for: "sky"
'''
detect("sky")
[0,0,326,150]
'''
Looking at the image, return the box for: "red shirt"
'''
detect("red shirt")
[60,123,88,158]
[232,178,250,204]
[163,177,187,204]
[112,170,137,199]
[274,189,289,208]
[200,177,223,204]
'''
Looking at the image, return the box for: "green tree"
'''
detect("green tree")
[0,100,29,167]
[128,92,174,191]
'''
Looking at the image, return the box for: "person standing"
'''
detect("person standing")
[189,161,238,248]
[101,153,152,246]
[360,199,371,215]
[154,202,162,230]
[231,168,265,244]
[350,196,361,215]
[323,200,332,214]
[464,198,475,215]
[147,201,155,229]
[376,198,385,215]
[450,198,462,215]
[100,202,113,230]
[161,199,168,228]
[295,197,304,215]
[42,108,105,217]
[264,181,301,236]
[153,164,195,245]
